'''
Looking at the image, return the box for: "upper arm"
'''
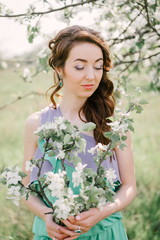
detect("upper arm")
[114,131,136,187]
[22,111,41,185]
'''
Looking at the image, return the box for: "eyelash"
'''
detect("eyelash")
[74,66,103,70]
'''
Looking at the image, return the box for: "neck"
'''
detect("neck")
[59,95,87,125]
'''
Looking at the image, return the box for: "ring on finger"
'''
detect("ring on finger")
[74,225,83,233]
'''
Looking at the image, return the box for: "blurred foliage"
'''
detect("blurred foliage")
[0,0,159,91]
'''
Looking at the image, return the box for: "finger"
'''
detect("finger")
[59,227,80,237]
[75,210,91,221]
[61,219,86,234]
[48,229,68,239]
[68,216,76,224]
[61,219,79,230]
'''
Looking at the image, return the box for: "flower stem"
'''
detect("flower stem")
[35,138,55,211]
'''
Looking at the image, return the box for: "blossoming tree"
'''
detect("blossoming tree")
[0,0,159,92]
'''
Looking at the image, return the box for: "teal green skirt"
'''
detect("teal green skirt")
[33,212,128,240]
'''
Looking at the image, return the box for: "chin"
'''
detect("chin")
[79,93,94,99]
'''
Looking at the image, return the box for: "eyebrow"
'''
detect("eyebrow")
[74,58,103,63]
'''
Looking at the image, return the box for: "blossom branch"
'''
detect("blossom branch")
[143,0,160,38]
[0,91,45,111]
[36,138,55,210]
[114,51,160,66]
[0,0,97,18]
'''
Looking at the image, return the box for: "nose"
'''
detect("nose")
[85,67,95,80]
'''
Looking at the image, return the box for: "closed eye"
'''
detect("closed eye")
[74,66,84,70]
[94,66,103,70]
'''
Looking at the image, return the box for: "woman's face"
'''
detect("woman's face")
[58,42,103,100]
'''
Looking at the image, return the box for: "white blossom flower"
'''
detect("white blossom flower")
[44,122,57,130]
[97,196,106,211]
[6,171,22,185]
[72,171,83,188]
[56,142,63,149]
[88,146,95,155]
[154,7,160,21]
[88,143,108,155]
[25,161,36,172]
[67,188,76,201]
[15,63,20,68]
[105,168,117,185]
[5,183,21,206]
[22,68,32,82]
[46,170,66,198]
[6,196,20,206]
[2,167,22,185]
[107,120,120,132]
[55,116,65,125]
[57,150,65,159]
[59,123,67,130]
[75,163,87,172]
[1,61,8,69]
[72,163,87,187]
[107,121,128,134]
[53,198,72,219]
[80,189,89,202]
[8,185,21,197]
[38,49,47,58]
[53,188,77,219]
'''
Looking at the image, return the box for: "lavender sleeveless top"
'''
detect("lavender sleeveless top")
[30,105,121,183]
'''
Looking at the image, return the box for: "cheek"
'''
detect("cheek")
[96,71,103,82]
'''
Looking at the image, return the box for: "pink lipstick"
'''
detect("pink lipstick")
[81,84,94,90]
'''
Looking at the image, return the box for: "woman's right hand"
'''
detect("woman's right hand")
[44,214,69,240]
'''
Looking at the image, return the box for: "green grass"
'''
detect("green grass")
[0,69,160,240]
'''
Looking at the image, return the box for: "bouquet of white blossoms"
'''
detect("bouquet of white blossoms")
[0,88,147,224]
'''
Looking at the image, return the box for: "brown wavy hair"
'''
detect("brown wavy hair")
[48,25,115,145]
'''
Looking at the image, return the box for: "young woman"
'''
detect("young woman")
[22,25,137,240]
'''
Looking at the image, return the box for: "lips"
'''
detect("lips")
[81,84,94,89]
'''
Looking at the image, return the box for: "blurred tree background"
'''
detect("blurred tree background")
[0,0,160,239]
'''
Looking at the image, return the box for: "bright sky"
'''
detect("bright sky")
[0,0,98,58]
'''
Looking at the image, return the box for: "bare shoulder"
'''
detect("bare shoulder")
[25,111,41,133]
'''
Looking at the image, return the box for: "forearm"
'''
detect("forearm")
[22,195,51,221]
[102,183,137,219]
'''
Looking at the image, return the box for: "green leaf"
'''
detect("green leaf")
[31,27,38,33]
[0,177,6,185]
[30,191,38,197]
[80,122,96,132]
[64,134,71,144]
[26,192,29,200]
[135,105,143,113]
[118,143,126,150]
[28,34,34,43]
[128,125,134,132]
[136,39,145,49]
[139,99,148,105]
[38,177,46,183]
[103,131,112,139]
[109,142,117,149]
[19,171,28,178]
[75,138,86,152]
[121,135,127,141]
[47,150,56,157]
[72,156,81,165]
[105,191,114,202]
[110,134,120,142]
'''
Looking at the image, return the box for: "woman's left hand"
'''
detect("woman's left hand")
[58,208,105,240]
